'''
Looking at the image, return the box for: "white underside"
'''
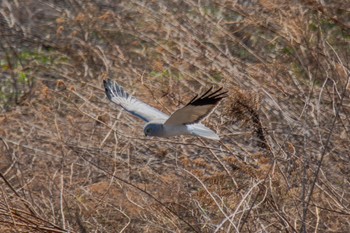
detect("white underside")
[146,119,220,140]
[163,123,220,140]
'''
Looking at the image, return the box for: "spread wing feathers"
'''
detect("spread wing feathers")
[164,86,228,125]
[104,79,169,122]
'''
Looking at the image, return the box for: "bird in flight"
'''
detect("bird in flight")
[103,79,227,140]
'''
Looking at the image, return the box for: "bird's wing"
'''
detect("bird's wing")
[164,86,227,125]
[104,79,169,122]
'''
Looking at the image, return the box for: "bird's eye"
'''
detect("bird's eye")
[146,128,151,133]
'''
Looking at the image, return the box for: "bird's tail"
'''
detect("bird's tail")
[190,124,220,140]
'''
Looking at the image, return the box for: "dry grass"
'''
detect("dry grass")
[0,0,349,232]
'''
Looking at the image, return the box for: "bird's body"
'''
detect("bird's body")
[103,79,227,140]
[143,121,219,139]
[144,121,188,137]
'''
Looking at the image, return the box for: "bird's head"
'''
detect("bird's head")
[144,123,163,137]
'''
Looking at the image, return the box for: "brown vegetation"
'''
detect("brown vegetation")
[0,0,349,232]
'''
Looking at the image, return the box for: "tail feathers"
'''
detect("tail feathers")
[190,124,220,140]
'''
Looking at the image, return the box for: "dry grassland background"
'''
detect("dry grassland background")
[0,0,349,232]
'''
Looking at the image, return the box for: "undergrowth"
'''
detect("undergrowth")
[0,0,349,232]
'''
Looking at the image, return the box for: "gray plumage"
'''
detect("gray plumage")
[103,79,227,140]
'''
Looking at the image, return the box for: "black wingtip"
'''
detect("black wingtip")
[103,79,129,101]
[187,86,227,106]
[103,79,113,100]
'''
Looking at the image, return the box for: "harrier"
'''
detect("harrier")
[103,79,227,140]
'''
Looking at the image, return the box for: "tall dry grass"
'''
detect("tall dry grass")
[0,0,349,232]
